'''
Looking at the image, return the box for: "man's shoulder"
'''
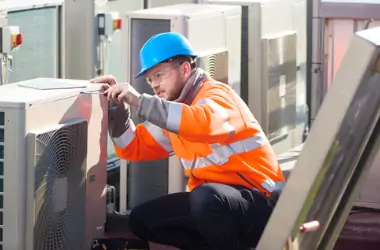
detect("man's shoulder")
[201,78,232,93]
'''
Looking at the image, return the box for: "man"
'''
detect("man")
[91,32,285,250]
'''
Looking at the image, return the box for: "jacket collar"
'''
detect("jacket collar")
[174,68,209,105]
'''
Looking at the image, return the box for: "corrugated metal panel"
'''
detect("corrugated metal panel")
[7,7,59,83]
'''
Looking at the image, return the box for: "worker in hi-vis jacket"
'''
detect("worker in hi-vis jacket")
[90,32,285,250]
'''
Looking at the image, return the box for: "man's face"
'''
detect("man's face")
[145,60,191,101]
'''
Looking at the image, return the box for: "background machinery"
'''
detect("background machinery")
[0,0,380,249]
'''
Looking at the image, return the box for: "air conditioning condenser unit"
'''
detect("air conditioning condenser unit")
[0,78,108,250]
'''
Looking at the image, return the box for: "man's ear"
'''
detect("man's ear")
[181,61,193,78]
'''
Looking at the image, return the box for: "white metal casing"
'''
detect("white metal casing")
[120,3,241,211]
[0,78,107,249]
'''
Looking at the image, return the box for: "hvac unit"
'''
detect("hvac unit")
[7,0,63,83]
[205,0,308,154]
[0,78,107,249]
[121,3,241,209]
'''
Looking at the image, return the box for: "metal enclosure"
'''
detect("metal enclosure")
[0,79,108,249]
[6,0,63,82]
[121,3,241,210]
[258,27,380,250]
[309,0,380,212]
[309,0,380,123]
[205,0,308,155]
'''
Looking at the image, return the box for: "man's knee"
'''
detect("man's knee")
[128,205,149,239]
[189,183,226,218]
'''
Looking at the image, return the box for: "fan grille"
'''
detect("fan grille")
[32,120,88,250]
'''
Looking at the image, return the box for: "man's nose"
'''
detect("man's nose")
[150,80,160,89]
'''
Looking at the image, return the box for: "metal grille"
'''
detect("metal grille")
[7,6,59,83]
[0,111,4,248]
[29,120,87,250]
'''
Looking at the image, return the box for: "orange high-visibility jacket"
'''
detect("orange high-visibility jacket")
[111,69,285,195]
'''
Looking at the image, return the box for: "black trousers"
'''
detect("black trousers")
[128,183,280,250]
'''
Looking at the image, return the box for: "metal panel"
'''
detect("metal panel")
[312,0,380,122]
[128,18,171,209]
[325,19,380,90]
[149,0,196,7]
[355,149,380,209]
[63,0,96,79]
[262,32,297,140]
[257,27,380,250]
[319,1,380,19]
[7,7,60,83]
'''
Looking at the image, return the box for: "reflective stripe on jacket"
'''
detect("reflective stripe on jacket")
[111,69,285,196]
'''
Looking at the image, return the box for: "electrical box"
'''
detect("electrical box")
[122,3,241,209]
[0,78,108,249]
[96,12,121,37]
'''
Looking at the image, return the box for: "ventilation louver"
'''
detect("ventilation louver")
[196,51,229,83]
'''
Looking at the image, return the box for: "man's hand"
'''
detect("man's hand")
[90,75,117,86]
[90,75,117,93]
[104,82,141,107]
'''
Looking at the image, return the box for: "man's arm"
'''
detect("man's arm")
[137,84,240,144]
[109,103,172,162]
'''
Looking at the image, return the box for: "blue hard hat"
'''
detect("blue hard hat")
[135,32,198,78]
